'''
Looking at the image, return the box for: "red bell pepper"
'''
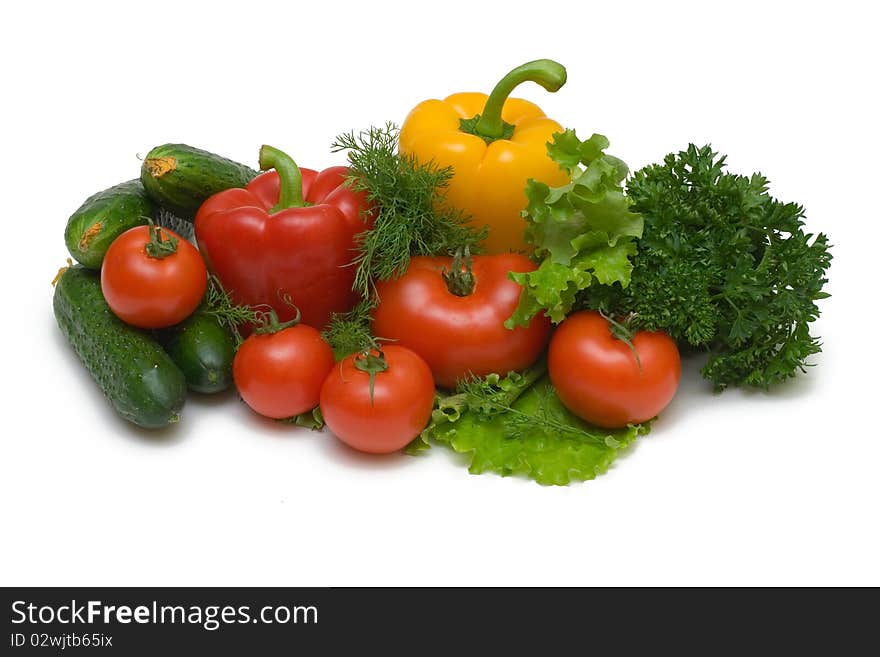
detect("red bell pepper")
[195,145,371,330]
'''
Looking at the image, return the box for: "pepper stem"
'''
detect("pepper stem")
[464,59,567,143]
[144,217,179,259]
[259,144,306,212]
[442,246,476,297]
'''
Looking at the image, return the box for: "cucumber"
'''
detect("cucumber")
[140,143,258,220]
[158,311,235,394]
[64,179,153,269]
[53,266,187,428]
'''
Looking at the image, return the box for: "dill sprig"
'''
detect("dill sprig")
[331,123,486,300]
[203,276,266,347]
[456,369,614,447]
[322,300,375,359]
[455,366,545,418]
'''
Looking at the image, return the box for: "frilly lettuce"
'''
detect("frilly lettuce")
[506,130,642,327]
[410,363,649,486]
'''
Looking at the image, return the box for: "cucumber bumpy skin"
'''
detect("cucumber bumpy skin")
[158,311,235,394]
[140,143,258,220]
[53,266,187,428]
[64,179,153,269]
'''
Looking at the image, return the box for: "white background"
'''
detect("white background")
[1,0,877,586]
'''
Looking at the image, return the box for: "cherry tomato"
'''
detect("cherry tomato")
[101,224,207,329]
[320,345,435,454]
[548,311,681,428]
[233,322,335,419]
[371,253,551,388]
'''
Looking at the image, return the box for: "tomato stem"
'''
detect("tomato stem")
[144,217,179,259]
[599,309,643,374]
[253,293,302,335]
[354,342,389,406]
[442,246,476,297]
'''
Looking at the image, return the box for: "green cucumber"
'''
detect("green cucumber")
[53,266,187,428]
[158,311,235,394]
[140,143,258,220]
[64,179,153,269]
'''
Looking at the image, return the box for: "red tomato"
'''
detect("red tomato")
[234,324,335,419]
[320,345,435,454]
[371,254,551,388]
[548,311,681,428]
[101,225,207,329]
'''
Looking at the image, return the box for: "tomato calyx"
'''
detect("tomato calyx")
[353,341,389,405]
[144,217,179,259]
[598,309,643,374]
[441,246,476,297]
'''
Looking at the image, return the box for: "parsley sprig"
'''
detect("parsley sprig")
[586,144,832,390]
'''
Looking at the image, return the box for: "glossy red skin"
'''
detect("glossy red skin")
[195,166,371,330]
[233,324,335,419]
[548,311,681,429]
[101,225,207,329]
[371,254,551,389]
[320,346,435,454]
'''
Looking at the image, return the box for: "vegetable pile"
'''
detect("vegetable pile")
[52,59,831,485]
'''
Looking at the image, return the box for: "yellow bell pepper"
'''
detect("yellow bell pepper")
[399,59,571,254]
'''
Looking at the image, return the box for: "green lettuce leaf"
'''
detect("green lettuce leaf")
[506,129,642,328]
[414,366,649,486]
[278,406,325,430]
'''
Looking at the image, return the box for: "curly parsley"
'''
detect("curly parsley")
[585,144,832,390]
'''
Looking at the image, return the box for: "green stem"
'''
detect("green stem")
[599,310,643,374]
[468,59,567,142]
[253,305,301,335]
[354,344,389,406]
[259,144,306,212]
